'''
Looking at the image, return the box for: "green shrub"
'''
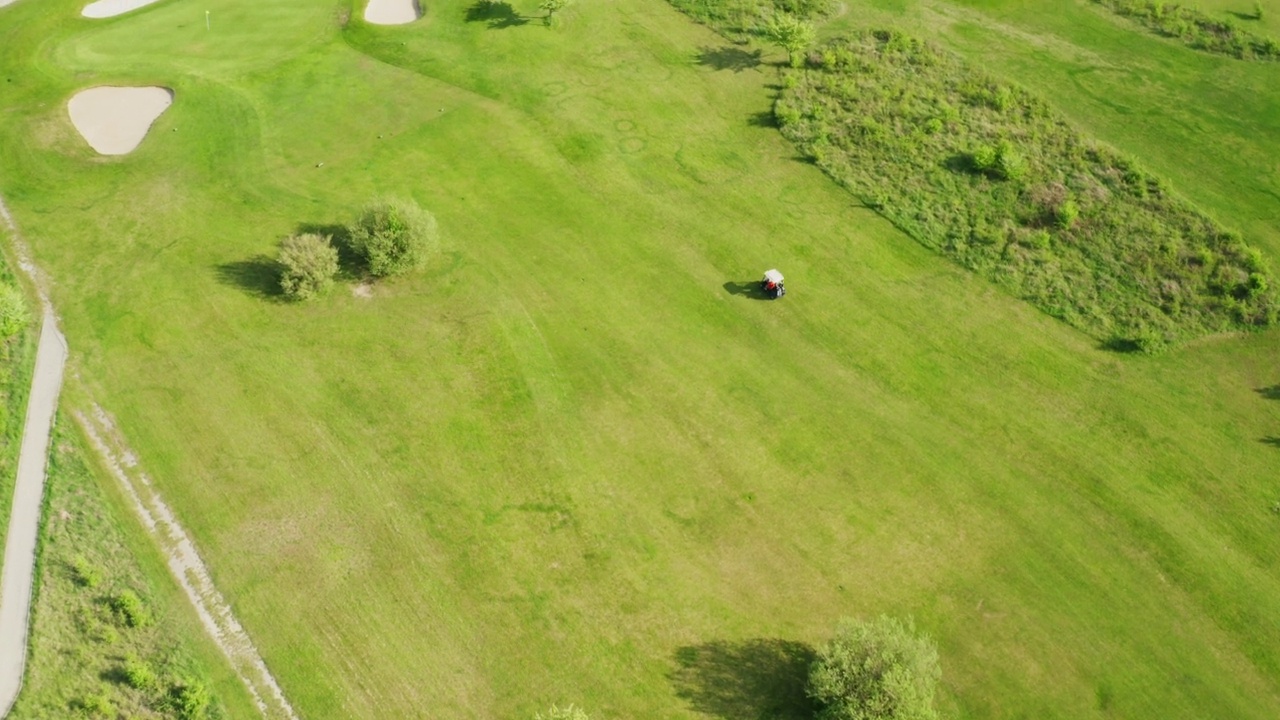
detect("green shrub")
[109,589,150,628]
[166,678,212,720]
[79,688,115,717]
[123,655,158,691]
[970,145,997,173]
[348,199,440,277]
[994,141,1028,181]
[0,285,30,339]
[69,555,101,588]
[1055,199,1079,229]
[278,232,339,301]
[808,616,941,720]
[763,11,817,67]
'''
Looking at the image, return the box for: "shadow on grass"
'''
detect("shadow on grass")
[669,639,817,720]
[215,256,281,300]
[698,45,763,72]
[1255,385,1280,401]
[748,109,776,128]
[464,0,529,28]
[723,280,775,300]
[1261,436,1280,448]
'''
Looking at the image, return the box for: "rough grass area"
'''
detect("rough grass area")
[665,0,833,40]
[774,30,1278,349]
[0,250,36,572]
[1097,0,1280,59]
[9,428,226,720]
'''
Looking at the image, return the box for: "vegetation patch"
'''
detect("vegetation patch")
[773,30,1277,349]
[665,0,833,41]
[1096,1,1280,60]
[9,429,226,720]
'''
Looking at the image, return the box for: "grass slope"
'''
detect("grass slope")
[10,426,259,720]
[0,0,1278,718]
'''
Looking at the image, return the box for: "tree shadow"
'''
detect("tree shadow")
[1261,436,1280,448]
[1255,385,1280,401]
[1098,337,1143,353]
[697,45,763,72]
[669,638,817,720]
[723,280,775,300]
[215,256,282,300]
[1226,10,1262,21]
[464,0,529,28]
[748,109,776,128]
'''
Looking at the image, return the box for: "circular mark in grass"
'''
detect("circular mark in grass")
[614,119,636,133]
[674,141,750,185]
[618,137,646,155]
[543,81,568,97]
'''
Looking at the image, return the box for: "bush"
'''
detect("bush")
[79,688,115,717]
[808,616,941,720]
[109,589,150,628]
[535,705,590,720]
[123,655,158,690]
[0,285,30,339]
[278,233,339,300]
[1055,199,1079,229]
[69,555,101,588]
[166,678,212,720]
[348,199,440,277]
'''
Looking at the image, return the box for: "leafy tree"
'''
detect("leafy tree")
[0,285,29,338]
[808,616,941,720]
[535,705,590,720]
[762,12,816,67]
[539,0,567,22]
[348,198,440,278]
[278,233,339,300]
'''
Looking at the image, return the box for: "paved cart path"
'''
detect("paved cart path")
[0,193,298,718]
[0,311,67,717]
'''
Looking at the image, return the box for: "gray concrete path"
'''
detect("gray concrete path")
[0,311,67,717]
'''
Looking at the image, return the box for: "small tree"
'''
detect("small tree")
[278,233,339,300]
[535,705,589,720]
[762,12,816,67]
[808,616,941,720]
[0,285,30,339]
[348,198,439,278]
[539,0,567,22]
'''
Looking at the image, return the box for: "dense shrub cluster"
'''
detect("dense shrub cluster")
[775,31,1278,349]
[0,285,30,339]
[809,616,941,720]
[666,0,832,41]
[1098,0,1280,60]
[348,198,440,278]
[278,232,339,301]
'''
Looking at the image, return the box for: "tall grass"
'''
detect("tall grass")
[774,30,1278,349]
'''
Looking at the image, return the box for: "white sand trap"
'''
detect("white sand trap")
[68,86,172,156]
[365,0,421,24]
[0,0,22,10]
[81,0,163,18]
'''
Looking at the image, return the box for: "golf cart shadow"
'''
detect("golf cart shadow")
[723,281,774,300]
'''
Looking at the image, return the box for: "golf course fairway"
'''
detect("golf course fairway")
[1,0,1279,717]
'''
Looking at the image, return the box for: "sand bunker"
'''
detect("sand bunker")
[81,0,163,18]
[0,0,21,9]
[365,0,421,24]
[68,86,172,156]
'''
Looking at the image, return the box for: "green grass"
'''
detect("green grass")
[0,0,1279,718]
[0,239,38,573]
[1095,0,1280,60]
[773,28,1276,349]
[9,425,260,719]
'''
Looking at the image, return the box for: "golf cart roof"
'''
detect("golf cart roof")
[763,269,784,283]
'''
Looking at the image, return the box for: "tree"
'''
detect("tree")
[762,12,816,67]
[808,616,941,720]
[534,705,589,720]
[539,0,567,22]
[278,233,339,300]
[348,198,439,278]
